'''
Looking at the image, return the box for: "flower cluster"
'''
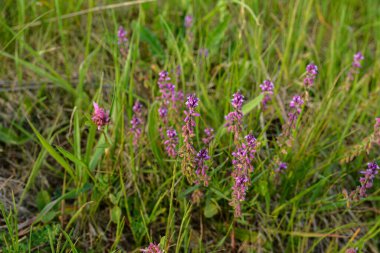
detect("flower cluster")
[184,15,193,28]
[195,149,210,186]
[274,162,287,174]
[225,92,244,142]
[230,134,258,217]
[180,94,200,182]
[348,52,364,81]
[130,101,144,146]
[164,128,178,158]
[157,71,183,156]
[260,80,274,110]
[184,15,193,41]
[345,248,357,253]
[92,102,110,130]
[117,26,128,57]
[140,242,162,253]
[288,95,304,128]
[202,128,214,145]
[303,64,318,87]
[358,162,379,197]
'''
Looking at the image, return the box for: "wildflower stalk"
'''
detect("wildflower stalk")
[180,94,200,183]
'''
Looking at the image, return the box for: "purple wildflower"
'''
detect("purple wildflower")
[140,242,162,253]
[260,80,274,109]
[92,102,110,130]
[230,134,257,217]
[275,162,287,174]
[288,95,304,127]
[198,48,209,58]
[202,128,214,145]
[345,248,357,253]
[358,162,379,197]
[184,15,193,28]
[180,94,200,182]
[225,92,244,142]
[195,149,210,186]
[164,128,178,158]
[183,94,200,145]
[117,26,128,56]
[348,52,364,81]
[353,52,364,68]
[303,64,318,87]
[156,71,184,151]
[130,101,144,145]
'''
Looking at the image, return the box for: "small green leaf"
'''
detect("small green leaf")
[204,201,219,218]
[111,206,121,224]
[27,119,75,179]
[242,93,264,115]
[36,190,51,211]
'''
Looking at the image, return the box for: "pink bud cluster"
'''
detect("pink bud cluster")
[92,102,110,130]
[140,242,162,253]
[130,101,144,146]
[303,64,318,87]
[117,26,128,57]
[225,92,244,143]
[230,134,258,217]
[260,80,274,110]
[157,71,184,157]
[348,52,364,81]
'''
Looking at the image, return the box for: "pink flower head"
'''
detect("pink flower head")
[117,26,128,56]
[358,162,379,197]
[260,80,274,109]
[353,52,364,68]
[184,15,193,28]
[195,149,210,186]
[275,162,288,174]
[376,117,380,127]
[231,92,244,110]
[348,52,365,81]
[202,127,214,145]
[303,64,318,87]
[140,242,162,253]
[117,26,128,45]
[230,133,257,217]
[287,95,304,128]
[130,101,144,145]
[92,102,110,130]
[289,95,304,109]
[164,128,178,157]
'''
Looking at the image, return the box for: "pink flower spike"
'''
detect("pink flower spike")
[92,102,110,130]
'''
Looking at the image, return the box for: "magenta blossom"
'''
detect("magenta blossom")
[195,149,210,186]
[275,162,287,174]
[180,94,200,183]
[348,52,364,81]
[117,26,128,56]
[92,102,110,130]
[140,242,162,253]
[260,80,274,109]
[164,128,178,158]
[225,92,244,142]
[130,101,144,145]
[230,133,257,217]
[303,64,318,87]
[358,162,379,197]
[184,15,193,28]
[288,95,304,127]
[202,128,214,145]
